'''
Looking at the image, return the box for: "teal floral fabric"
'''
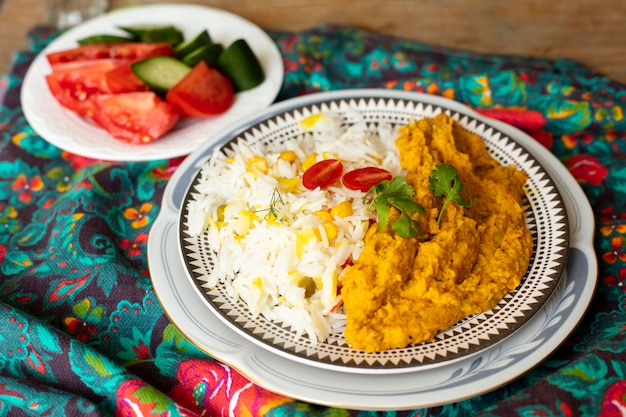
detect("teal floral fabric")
[1,23,625,416]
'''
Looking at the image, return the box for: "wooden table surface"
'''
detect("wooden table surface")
[1,0,625,83]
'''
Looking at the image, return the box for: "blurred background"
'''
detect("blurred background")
[1,0,625,82]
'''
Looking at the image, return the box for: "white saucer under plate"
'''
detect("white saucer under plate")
[21,3,283,161]
[147,90,596,410]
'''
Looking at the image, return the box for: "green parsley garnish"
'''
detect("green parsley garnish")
[364,176,424,238]
[428,163,473,225]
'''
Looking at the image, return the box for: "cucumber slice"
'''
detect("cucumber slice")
[77,34,133,45]
[175,29,213,58]
[118,24,184,45]
[131,56,190,94]
[182,43,224,67]
[217,39,265,92]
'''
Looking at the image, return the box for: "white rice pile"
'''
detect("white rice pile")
[186,110,404,345]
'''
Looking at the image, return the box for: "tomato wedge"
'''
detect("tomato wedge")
[302,159,344,190]
[45,59,130,114]
[104,63,149,93]
[88,92,180,144]
[165,61,234,118]
[342,167,392,191]
[46,42,175,64]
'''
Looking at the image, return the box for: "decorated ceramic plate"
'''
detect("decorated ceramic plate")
[148,90,597,409]
[21,4,283,161]
[173,90,570,374]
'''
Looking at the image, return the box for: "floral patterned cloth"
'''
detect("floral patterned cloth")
[1,23,625,417]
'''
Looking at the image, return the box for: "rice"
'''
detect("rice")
[186,111,404,344]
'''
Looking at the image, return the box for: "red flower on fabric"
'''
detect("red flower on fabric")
[169,359,290,416]
[117,379,198,417]
[475,107,547,131]
[63,298,102,341]
[64,317,97,342]
[602,268,626,292]
[74,178,94,192]
[12,174,44,203]
[132,340,151,360]
[565,155,609,186]
[601,380,626,417]
[602,237,626,264]
[601,206,621,220]
[120,232,148,257]
[527,130,553,150]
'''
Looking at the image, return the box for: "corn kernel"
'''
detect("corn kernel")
[245,210,260,223]
[299,113,324,130]
[296,228,318,258]
[253,277,263,290]
[235,210,260,236]
[322,222,338,242]
[279,150,297,163]
[278,177,301,193]
[314,210,332,221]
[301,153,318,172]
[247,156,269,174]
[330,201,353,218]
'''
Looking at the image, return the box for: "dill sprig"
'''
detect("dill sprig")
[255,188,285,221]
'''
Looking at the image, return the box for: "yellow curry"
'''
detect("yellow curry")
[341,113,533,353]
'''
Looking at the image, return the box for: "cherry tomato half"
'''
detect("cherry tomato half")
[342,167,392,191]
[302,159,344,190]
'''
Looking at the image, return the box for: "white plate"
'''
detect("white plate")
[21,4,283,161]
[177,91,569,373]
[148,90,597,409]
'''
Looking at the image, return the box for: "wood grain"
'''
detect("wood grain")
[1,0,625,83]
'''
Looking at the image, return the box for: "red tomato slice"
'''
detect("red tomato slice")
[302,159,344,190]
[165,61,234,118]
[342,167,392,191]
[46,42,174,65]
[47,44,111,64]
[49,58,122,73]
[108,42,175,60]
[104,63,148,93]
[45,59,129,114]
[88,92,180,144]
